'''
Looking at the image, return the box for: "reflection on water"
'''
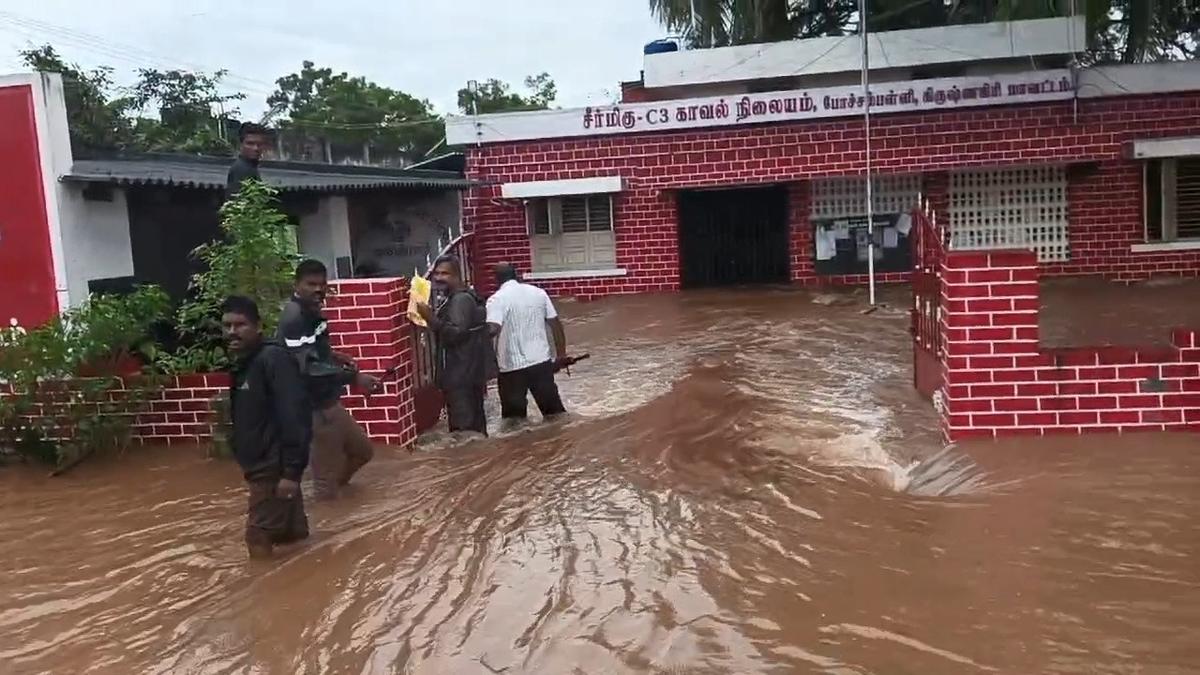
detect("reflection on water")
[2,287,1198,674]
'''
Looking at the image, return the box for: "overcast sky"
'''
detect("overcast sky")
[0,1,667,118]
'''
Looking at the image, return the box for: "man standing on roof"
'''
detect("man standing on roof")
[226,122,269,200]
[278,259,381,501]
[485,263,568,423]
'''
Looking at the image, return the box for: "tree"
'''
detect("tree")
[266,61,443,164]
[648,0,1196,64]
[19,45,134,152]
[128,68,245,155]
[456,73,558,114]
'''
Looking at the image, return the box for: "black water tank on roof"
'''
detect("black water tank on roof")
[644,39,679,55]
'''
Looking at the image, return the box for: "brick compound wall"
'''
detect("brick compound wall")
[939,251,1200,441]
[95,278,418,448]
[465,93,1200,299]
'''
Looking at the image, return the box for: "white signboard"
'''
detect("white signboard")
[446,69,1075,146]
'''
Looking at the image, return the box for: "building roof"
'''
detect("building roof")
[406,152,466,174]
[62,154,476,191]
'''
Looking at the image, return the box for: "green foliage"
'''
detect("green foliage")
[0,287,169,468]
[649,0,1197,63]
[170,180,298,373]
[19,45,135,152]
[267,60,444,162]
[128,68,245,155]
[457,73,557,114]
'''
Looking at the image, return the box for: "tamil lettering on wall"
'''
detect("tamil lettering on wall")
[446,69,1075,145]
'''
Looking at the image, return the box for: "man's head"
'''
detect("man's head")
[221,295,262,355]
[431,255,464,292]
[238,122,269,162]
[494,262,519,286]
[294,259,328,305]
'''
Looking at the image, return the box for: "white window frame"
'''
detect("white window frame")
[525,194,616,273]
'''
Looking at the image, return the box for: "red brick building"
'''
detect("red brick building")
[448,18,1200,299]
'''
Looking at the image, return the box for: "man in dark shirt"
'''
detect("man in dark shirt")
[277,259,380,500]
[226,122,268,200]
[222,295,310,559]
[415,254,491,435]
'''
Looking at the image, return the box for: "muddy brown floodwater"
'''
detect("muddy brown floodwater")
[2,286,1199,674]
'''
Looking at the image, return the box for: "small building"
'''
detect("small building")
[0,71,473,327]
[447,17,1200,299]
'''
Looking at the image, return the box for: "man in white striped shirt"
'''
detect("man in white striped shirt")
[485,263,568,421]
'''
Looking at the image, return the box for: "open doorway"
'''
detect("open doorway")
[678,185,789,288]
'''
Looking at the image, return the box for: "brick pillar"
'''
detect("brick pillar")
[788,181,814,284]
[324,278,417,446]
[940,250,1040,441]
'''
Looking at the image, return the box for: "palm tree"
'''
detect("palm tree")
[647,0,1188,64]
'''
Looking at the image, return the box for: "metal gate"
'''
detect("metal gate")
[910,196,945,399]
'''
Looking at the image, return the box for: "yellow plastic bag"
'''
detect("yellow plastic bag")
[407,275,432,327]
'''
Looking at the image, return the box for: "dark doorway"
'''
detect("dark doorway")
[678,186,789,288]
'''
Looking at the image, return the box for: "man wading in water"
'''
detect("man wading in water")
[415,255,491,435]
[486,262,568,424]
[223,295,310,559]
[278,259,380,500]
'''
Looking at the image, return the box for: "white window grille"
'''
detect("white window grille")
[810,174,922,219]
[948,166,1069,262]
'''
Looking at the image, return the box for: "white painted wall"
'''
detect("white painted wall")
[57,184,134,304]
[350,191,461,278]
[298,195,354,278]
[643,17,1085,88]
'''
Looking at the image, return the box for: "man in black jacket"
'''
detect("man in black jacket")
[415,254,491,435]
[225,122,268,200]
[222,295,310,559]
[278,259,380,500]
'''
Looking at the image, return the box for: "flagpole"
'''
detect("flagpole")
[860,0,876,306]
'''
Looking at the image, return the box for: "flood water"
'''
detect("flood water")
[2,286,1199,674]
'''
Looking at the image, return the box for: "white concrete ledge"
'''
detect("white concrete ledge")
[1131,240,1200,253]
[500,176,623,199]
[1129,136,1200,160]
[525,268,627,281]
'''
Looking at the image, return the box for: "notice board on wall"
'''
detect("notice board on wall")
[812,213,913,276]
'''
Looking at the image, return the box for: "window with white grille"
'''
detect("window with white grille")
[948,166,1069,262]
[1144,157,1200,242]
[525,195,616,273]
[810,174,921,219]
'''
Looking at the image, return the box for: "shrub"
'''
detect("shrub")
[0,286,170,469]
[168,179,298,373]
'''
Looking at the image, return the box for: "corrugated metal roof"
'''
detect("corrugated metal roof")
[63,156,475,191]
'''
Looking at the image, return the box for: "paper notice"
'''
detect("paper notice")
[895,213,913,236]
[883,227,899,248]
[407,275,431,327]
[815,228,836,261]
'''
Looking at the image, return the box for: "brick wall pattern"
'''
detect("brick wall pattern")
[464,94,1200,298]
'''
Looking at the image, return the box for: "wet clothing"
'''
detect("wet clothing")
[225,155,260,200]
[228,340,310,483]
[497,360,566,420]
[245,479,309,553]
[310,403,375,500]
[277,296,357,410]
[428,288,491,434]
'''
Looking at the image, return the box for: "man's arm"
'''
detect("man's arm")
[485,294,505,338]
[278,303,357,388]
[429,294,478,346]
[542,290,567,360]
[264,349,310,483]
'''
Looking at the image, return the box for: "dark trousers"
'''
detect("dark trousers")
[497,361,566,420]
[245,479,309,557]
[444,384,487,435]
[310,403,375,500]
